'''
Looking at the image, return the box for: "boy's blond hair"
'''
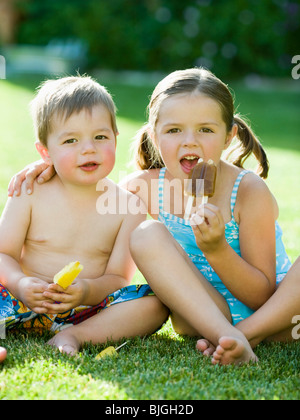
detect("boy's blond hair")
[31,75,118,146]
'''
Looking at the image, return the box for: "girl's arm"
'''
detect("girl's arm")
[192,174,277,310]
[8,160,55,197]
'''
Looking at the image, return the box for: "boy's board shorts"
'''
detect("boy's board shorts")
[0,284,153,334]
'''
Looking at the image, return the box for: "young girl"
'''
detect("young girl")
[9,69,299,365]
[125,68,293,365]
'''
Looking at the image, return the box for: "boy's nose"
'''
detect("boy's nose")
[81,139,97,153]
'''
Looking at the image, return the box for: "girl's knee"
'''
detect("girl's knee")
[294,256,300,266]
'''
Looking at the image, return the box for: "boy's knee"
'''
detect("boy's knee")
[130,220,167,257]
[144,296,170,325]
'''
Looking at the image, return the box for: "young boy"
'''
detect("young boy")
[0,76,168,355]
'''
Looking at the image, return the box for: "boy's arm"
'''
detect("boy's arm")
[0,194,30,297]
[0,192,49,309]
[82,195,147,306]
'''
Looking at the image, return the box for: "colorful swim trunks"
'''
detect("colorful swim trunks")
[0,284,153,334]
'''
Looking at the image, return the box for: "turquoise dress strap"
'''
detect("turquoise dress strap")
[158,167,167,214]
[230,170,251,218]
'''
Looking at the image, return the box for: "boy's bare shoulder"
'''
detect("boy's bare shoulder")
[27,175,60,201]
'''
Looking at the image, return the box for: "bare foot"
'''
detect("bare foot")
[196,339,215,357]
[212,336,258,366]
[47,331,80,356]
[0,347,7,363]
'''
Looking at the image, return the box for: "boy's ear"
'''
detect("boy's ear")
[35,141,52,165]
[224,124,238,150]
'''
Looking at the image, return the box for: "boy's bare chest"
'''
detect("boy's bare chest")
[27,198,122,254]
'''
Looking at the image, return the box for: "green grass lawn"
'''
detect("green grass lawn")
[0,74,299,400]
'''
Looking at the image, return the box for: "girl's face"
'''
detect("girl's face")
[154,92,235,179]
[38,104,116,188]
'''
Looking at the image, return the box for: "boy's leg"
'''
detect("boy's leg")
[48,296,169,354]
[0,284,39,332]
[130,220,257,365]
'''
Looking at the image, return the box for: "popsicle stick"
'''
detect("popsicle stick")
[115,342,128,351]
[184,195,194,220]
[201,196,208,205]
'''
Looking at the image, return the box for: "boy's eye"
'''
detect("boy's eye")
[95,135,108,140]
[63,138,77,144]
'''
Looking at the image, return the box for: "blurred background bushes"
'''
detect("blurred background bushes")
[2,0,300,78]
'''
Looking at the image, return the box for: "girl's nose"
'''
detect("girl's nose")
[183,132,198,147]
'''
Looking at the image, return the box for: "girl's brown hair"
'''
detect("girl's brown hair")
[134,68,269,178]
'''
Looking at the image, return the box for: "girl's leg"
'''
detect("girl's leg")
[0,347,7,363]
[130,220,257,365]
[237,256,300,347]
[211,256,300,365]
[48,296,169,355]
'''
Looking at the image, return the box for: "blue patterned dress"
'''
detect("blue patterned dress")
[158,168,292,325]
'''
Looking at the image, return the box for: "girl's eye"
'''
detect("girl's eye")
[200,128,213,133]
[167,128,181,134]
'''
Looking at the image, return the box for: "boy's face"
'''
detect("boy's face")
[41,105,117,187]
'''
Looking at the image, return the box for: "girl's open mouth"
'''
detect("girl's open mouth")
[180,156,200,174]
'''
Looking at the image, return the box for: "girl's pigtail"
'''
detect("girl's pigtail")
[134,125,164,170]
[226,114,269,179]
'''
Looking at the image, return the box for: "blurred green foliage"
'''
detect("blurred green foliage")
[14,0,299,78]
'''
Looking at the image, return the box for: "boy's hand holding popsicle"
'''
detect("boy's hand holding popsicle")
[42,261,86,313]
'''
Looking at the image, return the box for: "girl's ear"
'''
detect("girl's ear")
[147,126,158,148]
[224,124,238,150]
[35,141,53,165]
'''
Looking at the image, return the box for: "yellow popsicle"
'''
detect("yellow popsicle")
[95,342,127,360]
[95,346,117,360]
[53,261,83,289]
